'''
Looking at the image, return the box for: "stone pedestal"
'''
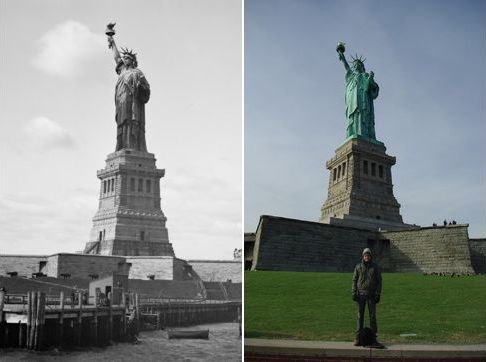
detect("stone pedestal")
[84,149,174,256]
[320,137,412,231]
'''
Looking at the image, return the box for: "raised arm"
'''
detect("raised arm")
[339,52,351,73]
[108,36,122,65]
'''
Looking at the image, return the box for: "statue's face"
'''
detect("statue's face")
[123,56,134,68]
[354,61,365,73]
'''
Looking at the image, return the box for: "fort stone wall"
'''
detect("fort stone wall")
[0,254,127,280]
[126,256,174,280]
[0,255,47,277]
[126,257,202,281]
[251,216,479,274]
[187,260,242,282]
[469,238,486,274]
[383,225,475,274]
[252,215,377,272]
[44,254,129,279]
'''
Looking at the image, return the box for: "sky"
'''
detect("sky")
[245,0,486,237]
[0,0,242,259]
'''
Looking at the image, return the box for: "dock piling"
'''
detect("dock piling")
[59,291,64,347]
[93,292,98,346]
[29,291,37,349]
[1,291,241,349]
[0,290,4,323]
[26,291,32,349]
[77,291,82,346]
[108,291,113,342]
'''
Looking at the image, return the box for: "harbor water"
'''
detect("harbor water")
[0,323,241,361]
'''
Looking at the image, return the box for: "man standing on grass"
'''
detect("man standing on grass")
[352,248,382,346]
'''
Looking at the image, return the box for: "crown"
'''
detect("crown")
[350,53,366,64]
[120,47,137,59]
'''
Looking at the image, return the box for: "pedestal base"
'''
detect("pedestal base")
[320,138,409,230]
[85,149,173,256]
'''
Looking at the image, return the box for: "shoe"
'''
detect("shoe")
[372,339,385,349]
[353,337,361,346]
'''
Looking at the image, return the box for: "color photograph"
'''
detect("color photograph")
[244,0,486,360]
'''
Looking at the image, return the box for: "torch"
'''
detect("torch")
[105,22,116,49]
[336,42,346,60]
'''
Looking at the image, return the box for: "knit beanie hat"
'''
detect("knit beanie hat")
[362,248,372,256]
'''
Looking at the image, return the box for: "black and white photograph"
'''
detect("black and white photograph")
[0,0,242,360]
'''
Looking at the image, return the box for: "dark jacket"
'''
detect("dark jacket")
[352,261,382,297]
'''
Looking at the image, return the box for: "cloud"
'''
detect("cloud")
[33,20,105,77]
[0,197,46,215]
[0,192,96,255]
[162,166,242,259]
[23,116,76,151]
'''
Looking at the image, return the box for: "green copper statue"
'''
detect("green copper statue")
[336,42,379,142]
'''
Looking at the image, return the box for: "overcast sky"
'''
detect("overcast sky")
[0,0,242,259]
[245,0,486,237]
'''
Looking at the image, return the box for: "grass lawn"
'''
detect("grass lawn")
[244,271,486,344]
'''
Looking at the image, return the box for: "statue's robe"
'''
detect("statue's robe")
[345,70,379,140]
[115,67,150,151]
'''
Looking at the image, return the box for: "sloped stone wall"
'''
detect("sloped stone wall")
[381,225,475,274]
[173,258,203,281]
[469,238,486,274]
[252,215,377,272]
[187,260,242,282]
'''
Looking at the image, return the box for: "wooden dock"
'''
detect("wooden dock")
[0,290,129,349]
[0,290,241,350]
[139,299,241,329]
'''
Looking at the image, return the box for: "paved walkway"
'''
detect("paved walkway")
[245,338,486,361]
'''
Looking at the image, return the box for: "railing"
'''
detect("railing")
[3,292,241,309]
[138,296,239,305]
[4,293,87,306]
[3,293,28,305]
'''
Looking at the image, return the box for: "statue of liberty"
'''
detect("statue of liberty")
[336,43,379,142]
[106,23,150,152]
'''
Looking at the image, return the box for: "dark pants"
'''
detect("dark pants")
[356,295,377,335]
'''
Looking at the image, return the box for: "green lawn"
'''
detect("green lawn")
[244,271,486,344]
